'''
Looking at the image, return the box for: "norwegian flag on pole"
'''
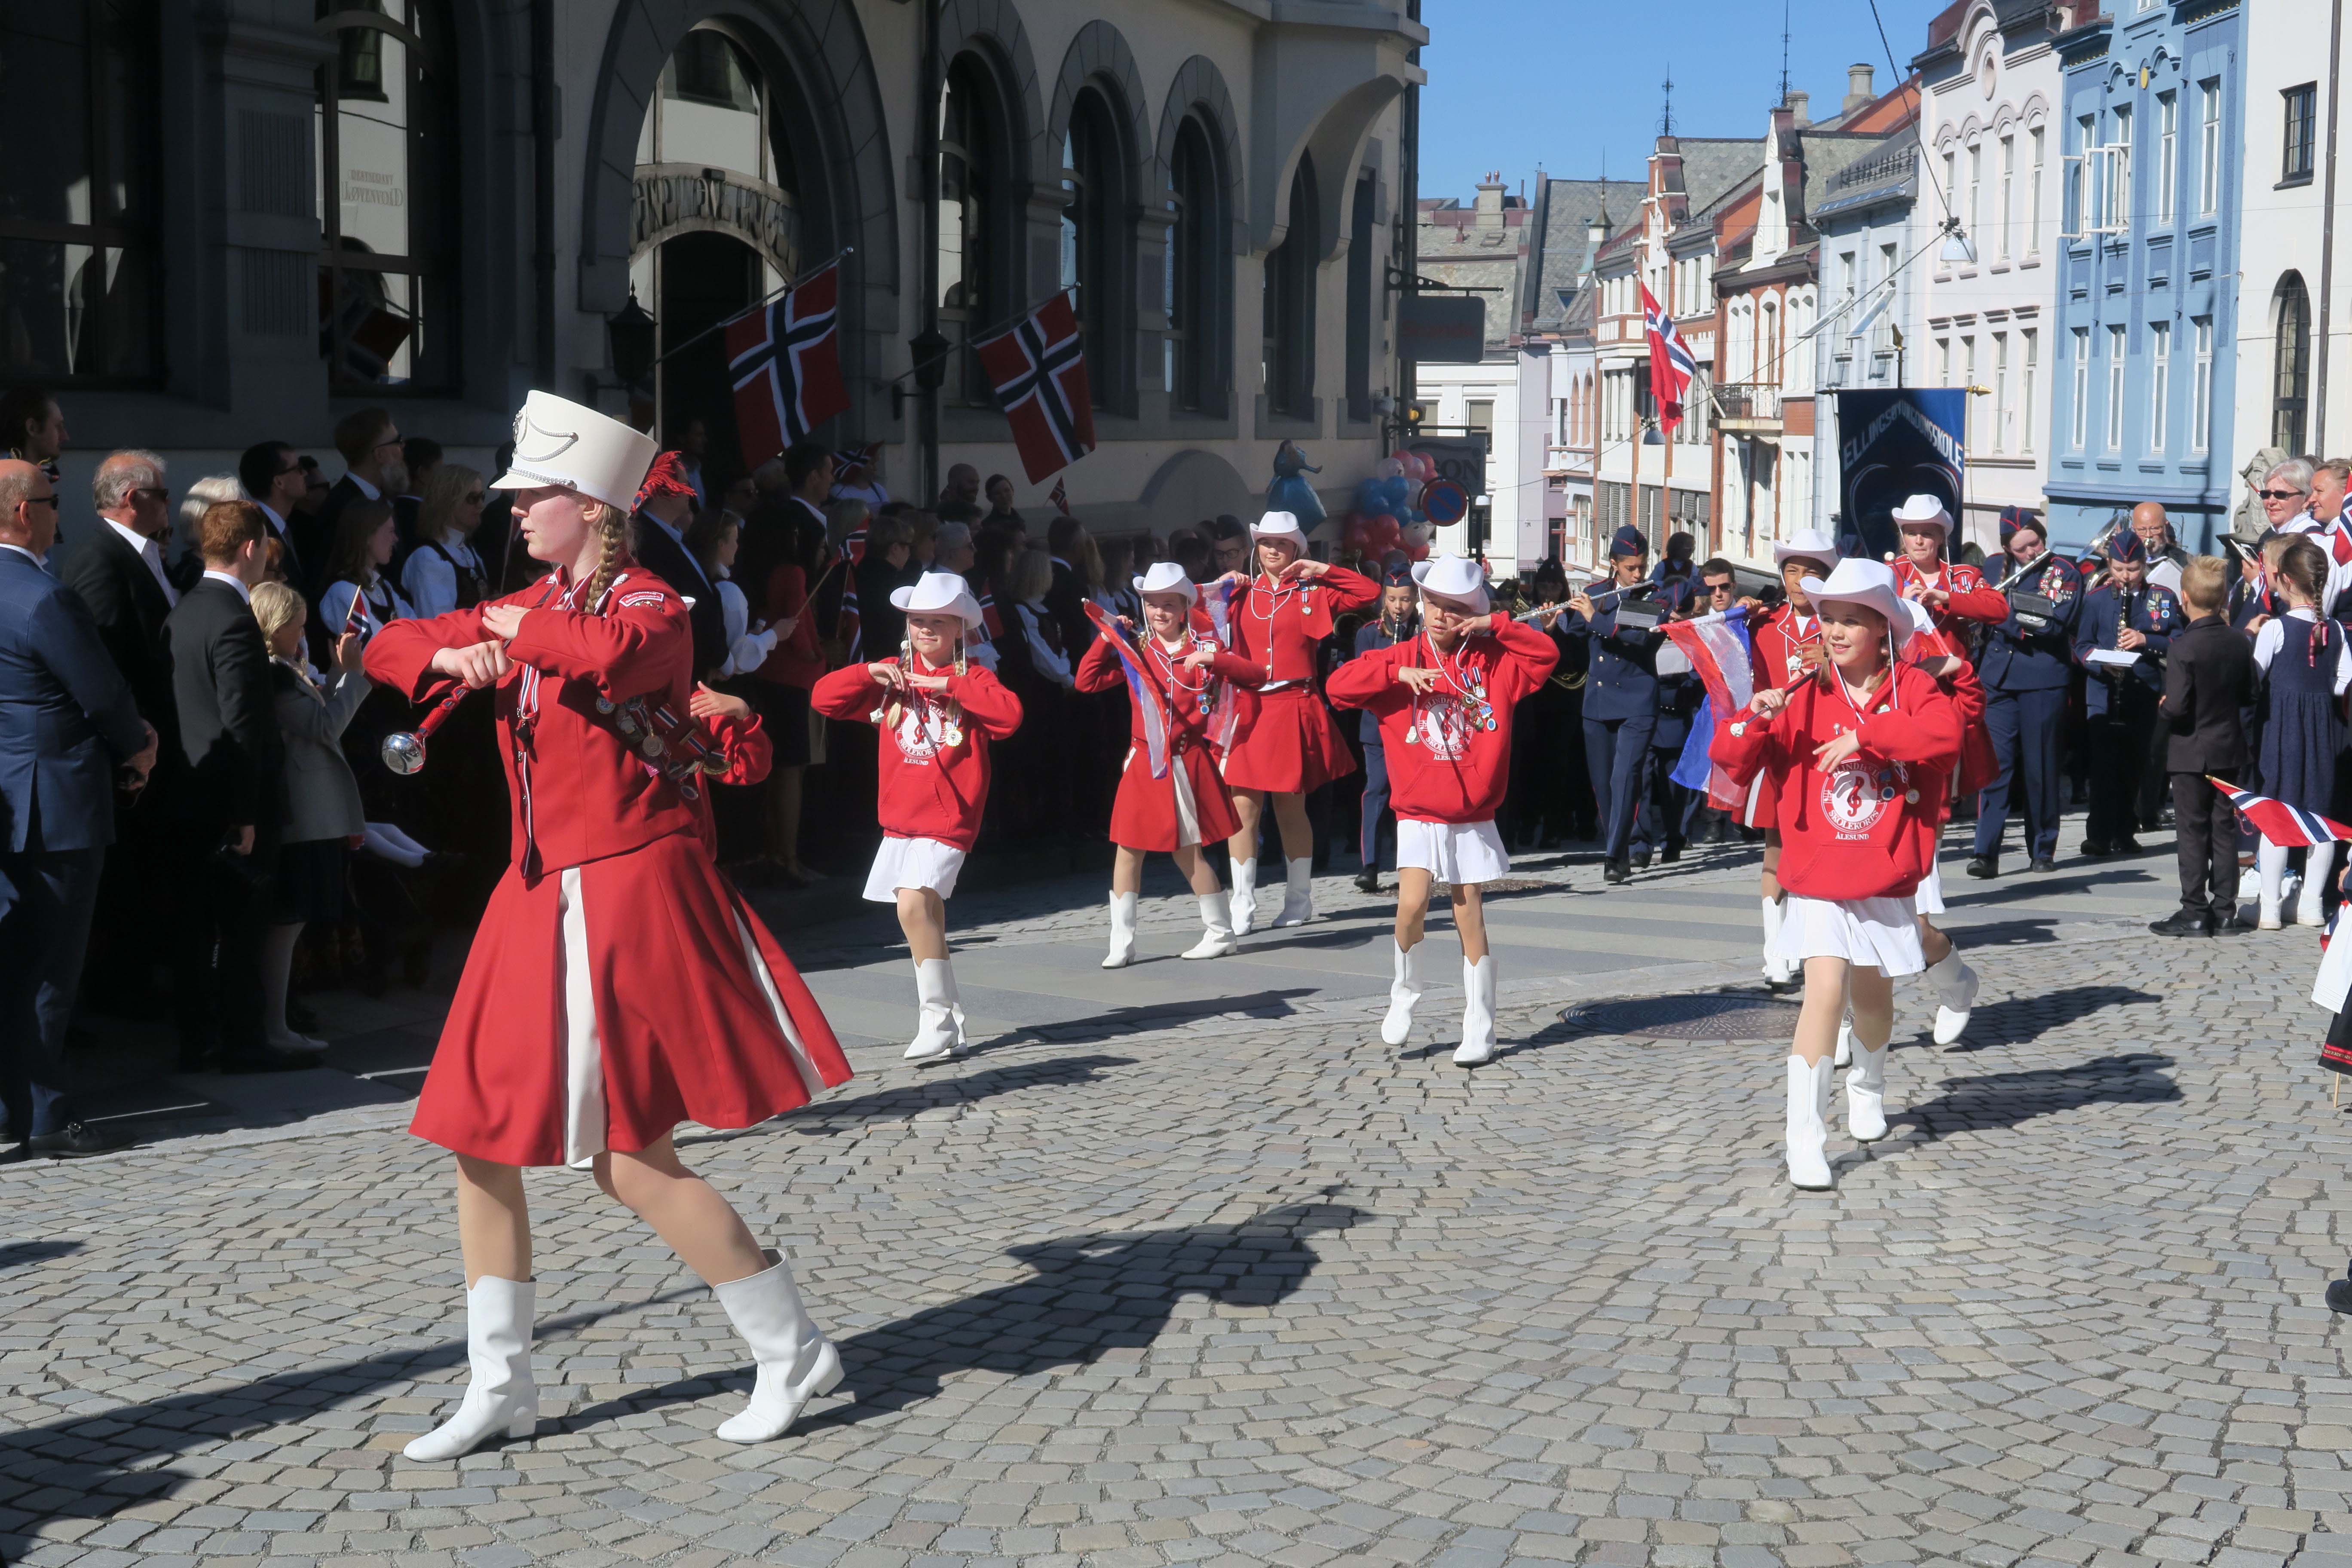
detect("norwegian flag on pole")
[1083,603,1170,778]
[724,262,851,466]
[1049,477,1070,516]
[2214,777,2352,847]
[1663,608,1755,809]
[974,291,1096,483]
[1640,282,1697,435]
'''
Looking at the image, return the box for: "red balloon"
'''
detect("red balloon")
[1370,514,1401,551]
[1406,541,1431,562]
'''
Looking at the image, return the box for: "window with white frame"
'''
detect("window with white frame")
[2104,105,2132,231]
[2070,325,2090,448]
[2106,324,2127,450]
[1935,336,1950,388]
[1961,336,1977,448]
[2200,79,2222,213]
[2157,92,2177,224]
[2149,321,2170,453]
[2022,328,2038,454]
[1992,332,2009,453]
[2191,316,2211,451]
[2067,114,2093,238]
[1998,135,2015,260]
[2028,125,2045,253]
[1944,149,1959,248]
[1967,139,1983,244]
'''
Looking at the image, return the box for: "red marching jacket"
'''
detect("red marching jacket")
[1709,662,1964,900]
[1222,565,1379,683]
[1893,557,2009,658]
[1748,602,1823,693]
[365,567,708,879]
[1325,614,1559,824]
[1075,628,1266,852]
[810,656,1024,850]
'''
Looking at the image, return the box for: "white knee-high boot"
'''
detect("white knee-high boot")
[904,958,964,1062]
[713,1249,842,1442]
[1229,858,1259,935]
[1785,1056,1834,1189]
[1182,893,1238,959]
[2300,842,2338,927]
[1102,891,1137,968]
[1381,942,1423,1046]
[1833,1011,1854,1068]
[1926,946,1979,1045]
[1274,857,1316,927]
[1453,955,1497,1066]
[404,1276,536,1461]
[1845,1040,1889,1142]
[2260,841,2290,929]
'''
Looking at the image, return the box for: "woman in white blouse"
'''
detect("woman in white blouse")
[319,499,415,640]
[1006,546,1073,688]
[686,508,779,680]
[400,464,489,616]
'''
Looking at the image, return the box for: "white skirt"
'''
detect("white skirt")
[1914,861,1945,916]
[1397,818,1509,884]
[1769,891,1925,976]
[862,834,968,902]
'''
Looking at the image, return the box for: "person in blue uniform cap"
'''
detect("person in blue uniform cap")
[1560,524,1664,883]
[2074,527,2177,858]
[1969,507,2081,877]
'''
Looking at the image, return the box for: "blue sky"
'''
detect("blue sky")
[1416,0,1951,204]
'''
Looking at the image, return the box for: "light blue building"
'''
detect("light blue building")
[2045,0,2245,551]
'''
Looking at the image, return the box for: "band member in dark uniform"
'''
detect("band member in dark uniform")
[2073,530,2177,859]
[1559,525,1664,884]
[1968,508,2080,878]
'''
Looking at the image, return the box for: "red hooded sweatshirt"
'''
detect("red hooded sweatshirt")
[1325,613,1559,824]
[1709,660,1963,900]
[811,657,1024,849]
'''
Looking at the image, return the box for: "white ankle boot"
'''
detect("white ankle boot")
[1760,897,1795,985]
[2302,845,2337,927]
[1833,1012,1854,1068]
[904,958,964,1063]
[1845,1041,1889,1141]
[1785,1056,1834,1189]
[1274,857,1315,927]
[1181,894,1237,958]
[1102,891,1137,968]
[1229,859,1259,935]
[404,1276,536,1461]
[712,1249,842,1443]
[1926,949,1978,1045]
[1381,942,1423,1046]
[1453,956,1497,1065]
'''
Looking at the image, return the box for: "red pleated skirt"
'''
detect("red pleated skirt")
[1221,686,1357,794]
[411,831,853,1167]
[1109,741,1242,852]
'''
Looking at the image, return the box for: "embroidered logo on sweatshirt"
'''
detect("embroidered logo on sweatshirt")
[1821,759,1901,839]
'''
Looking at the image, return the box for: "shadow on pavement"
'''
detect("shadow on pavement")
[1934,983,2159,1050]
[972,986,1321,1050]
[1899,1051,2180,1135]
[0,1240,84,1271]
[769,1054,1138,1138]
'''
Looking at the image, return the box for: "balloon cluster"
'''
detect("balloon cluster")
[1337,449,1438,562]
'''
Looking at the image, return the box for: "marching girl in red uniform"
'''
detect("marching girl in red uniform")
[1078,562,1268,964]
[1746,531,1840,989]
[1897,599,1991,1047]
[1214,511,1378,933]
[1326,557,1559,1065]
[811,572,1023,1063]
[363,393,855,1459]
[1712,559,1963,1189]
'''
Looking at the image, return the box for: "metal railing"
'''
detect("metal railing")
[1712,383,1782,423]
[1828,142,1918,192]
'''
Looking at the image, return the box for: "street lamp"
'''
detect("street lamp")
[607,291,657,392]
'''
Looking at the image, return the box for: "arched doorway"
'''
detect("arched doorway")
[631,23,802,485]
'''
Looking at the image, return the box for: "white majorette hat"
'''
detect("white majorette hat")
[888,570,984,628]
[1773,527,1841,569]
[1410,554,1491,615]
[1800,558,1917,651]
[490,391,660,513]
[1133,560,1199,604]
[1251,510,1306,542]
[1891,493,1951,532]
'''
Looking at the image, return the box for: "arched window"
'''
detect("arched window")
[316,0,459,389]
[1062,89,1125,408]
[1263,155,1319,419]
[2275,273,2312,453]
[0,1,162,383]
[1165,115,1226,415]
[941,56,1016,407]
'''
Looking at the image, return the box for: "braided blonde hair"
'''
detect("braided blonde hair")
[581,497,630,607]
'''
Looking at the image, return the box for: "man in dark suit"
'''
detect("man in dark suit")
[239,440,311,588]
[0,459,157,1158]
[1044,513,1098,659]
[303,406,404,591]
[2153,555,2258,936]
[163,498,303,1070]
[632,455,728,678]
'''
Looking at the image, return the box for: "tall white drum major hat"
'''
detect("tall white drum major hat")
[1251,510,1307,542]
[888,570,985,628]
[1891,493,1952,532]
[1133,560,1199,604]
[1773,528,1841,570]
[1800,558,1917,651]
[1410,554,1491,615]
[489,391,661,513]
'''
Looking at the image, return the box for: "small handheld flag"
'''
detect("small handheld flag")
[1082,600,1169,778]
[2212,777,2352,847]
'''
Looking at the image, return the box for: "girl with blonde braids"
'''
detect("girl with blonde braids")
[364,393,854,1460]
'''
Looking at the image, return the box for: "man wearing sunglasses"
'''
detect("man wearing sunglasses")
[239,441,310,587]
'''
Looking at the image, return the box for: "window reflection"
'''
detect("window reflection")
[940,58,1007,406]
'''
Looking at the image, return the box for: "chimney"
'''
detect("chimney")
[1845,63,1876,113]
[1474,171,1507,235]
[1787,89,1810,127]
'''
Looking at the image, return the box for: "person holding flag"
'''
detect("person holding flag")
[1076,562,1268,966]
[1326,556,1559,1066]
[1214,511,1378,933]
[1745,530,1841,984]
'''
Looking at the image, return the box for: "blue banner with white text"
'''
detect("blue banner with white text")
[1834,389,1966,561]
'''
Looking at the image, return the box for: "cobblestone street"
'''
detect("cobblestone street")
[9,833,2352,1568]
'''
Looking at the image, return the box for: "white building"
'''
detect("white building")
[1809,133,1928,533]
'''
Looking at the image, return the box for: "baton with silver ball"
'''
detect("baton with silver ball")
[381,681,473,775]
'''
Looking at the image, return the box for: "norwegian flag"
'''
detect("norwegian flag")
[724,263,851,466]
[842,522,868,568]
[1083,602,1170,778]
[1663,608,1755,809]
[2214,777,2352,848]
[1640,282,1697,435]
[974,291,1096,483]
[1049,477,1070,516]
[975,585,1004,641]
[836,574,862,662]
[833,441,879,487]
